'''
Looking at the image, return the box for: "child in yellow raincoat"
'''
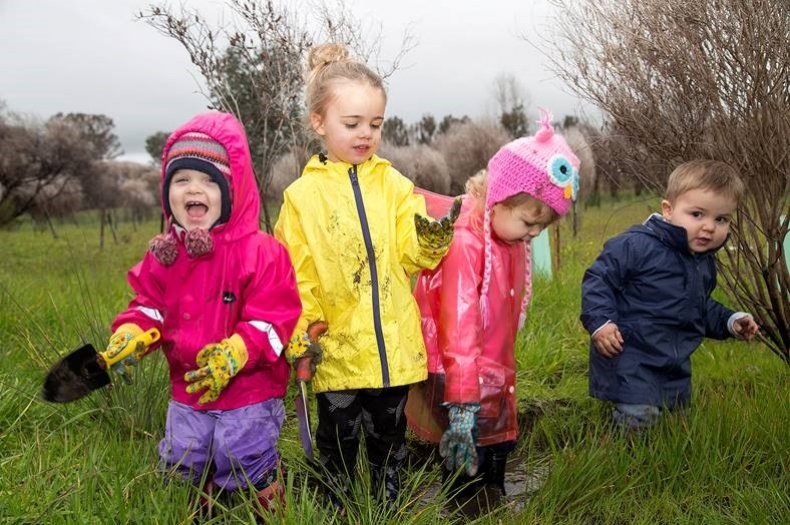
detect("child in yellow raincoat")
[273,42,460,506]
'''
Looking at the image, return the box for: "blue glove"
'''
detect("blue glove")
[439,403,480,476]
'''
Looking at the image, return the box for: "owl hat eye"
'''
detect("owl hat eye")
[547,154,580,200]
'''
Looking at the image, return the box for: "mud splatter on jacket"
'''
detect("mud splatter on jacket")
[274,154,447,393]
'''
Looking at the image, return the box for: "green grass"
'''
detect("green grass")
[1,199,787,524]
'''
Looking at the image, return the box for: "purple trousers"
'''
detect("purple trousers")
[158,398,284,491]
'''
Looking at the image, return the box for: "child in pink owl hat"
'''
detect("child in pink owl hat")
[408,109,579,502]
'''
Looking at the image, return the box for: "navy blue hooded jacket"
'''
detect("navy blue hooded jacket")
[581,214,735,407]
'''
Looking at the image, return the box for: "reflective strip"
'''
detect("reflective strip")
[250,320,284,356]
[137,306,164,323]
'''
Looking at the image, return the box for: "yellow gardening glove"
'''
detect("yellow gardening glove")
[184,334,248,404]
[289,321,328,382]
[100,323,144,384]
[414,197,462,252]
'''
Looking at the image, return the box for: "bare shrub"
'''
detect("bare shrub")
[563,125,596,205]
[378,143,451,195]
[109,161,160,223]
[545,0,790,363]
[0,110,94,226]
[138,0,414,232]
[24,176,83,236]
[268,148,311,206]
[433,119,511,195]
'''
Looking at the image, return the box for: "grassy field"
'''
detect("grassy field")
[0,196,787,524]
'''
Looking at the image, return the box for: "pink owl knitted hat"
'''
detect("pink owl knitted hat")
[480,109,580,330]
[486,111,580,214]
[162,131,232,226]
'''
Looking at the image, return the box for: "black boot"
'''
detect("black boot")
[483,450,508,496]
[370,462,401,503]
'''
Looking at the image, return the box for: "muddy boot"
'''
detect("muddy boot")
[370,462,401,504]
[483,450,508,496]
[253,465,285,520]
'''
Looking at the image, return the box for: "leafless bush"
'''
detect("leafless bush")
[138,0,413,232]
[0,110,94,226]
[545,0,790,363]
[378,143,452,195]
[433,119,511,195]
[109,161,160,223]
[24,176,83,236]
[268,147,310,206]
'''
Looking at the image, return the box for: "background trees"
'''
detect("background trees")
[137,0,413,232]
[0,107,95,227]
[546,0,790,363]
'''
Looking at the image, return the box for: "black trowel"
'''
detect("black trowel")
[41,328,160,403]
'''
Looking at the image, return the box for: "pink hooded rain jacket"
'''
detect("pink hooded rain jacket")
[113,112,301,411]
[407,197,527,446]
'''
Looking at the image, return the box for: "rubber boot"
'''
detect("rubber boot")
[483,450,508,496]
[369,462,401,504]
[254,464,286,520]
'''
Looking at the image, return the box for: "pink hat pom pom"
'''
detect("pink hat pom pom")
[534,107,554,142]
[184,228,214,258]
[149,234,178,266]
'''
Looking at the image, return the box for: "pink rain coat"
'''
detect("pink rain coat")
[407,197,527,446]
[113,112,301,411]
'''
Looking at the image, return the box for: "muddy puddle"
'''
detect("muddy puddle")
[408,402,556,519]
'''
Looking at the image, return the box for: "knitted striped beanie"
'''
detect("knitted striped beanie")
[162,131,232,226]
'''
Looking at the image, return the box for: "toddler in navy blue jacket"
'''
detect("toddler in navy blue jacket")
[581,160,759,430]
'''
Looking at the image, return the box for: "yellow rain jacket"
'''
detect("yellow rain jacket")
[274,154,447,393]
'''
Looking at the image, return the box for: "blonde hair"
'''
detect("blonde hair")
[665,160,745,204]
[304,43,386,126]
[465,169,561,225]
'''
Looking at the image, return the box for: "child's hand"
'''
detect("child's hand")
[439,403,480,476]
[292,321,328,382]
[414,197,462,252]
[732,315,760,341]
[100,324,145,382]
[592,323,623,358]
[185,336,248,404]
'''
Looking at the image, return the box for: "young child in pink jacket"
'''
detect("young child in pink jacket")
[102,111,301,516]
[407,111,579,500]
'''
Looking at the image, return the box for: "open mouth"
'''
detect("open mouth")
[186,201,208,218]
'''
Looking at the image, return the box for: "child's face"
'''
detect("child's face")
[311,80,385,165]
[490,201,551,244]
[168,168,223,231]
[661,188,737,253]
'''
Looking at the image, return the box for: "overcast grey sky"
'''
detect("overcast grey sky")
[0,0,589,164]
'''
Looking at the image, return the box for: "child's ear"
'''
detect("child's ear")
[660,199,673,219]
[310,113,326,136]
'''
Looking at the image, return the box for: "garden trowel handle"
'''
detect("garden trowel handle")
[295,357,312,383]
[102,328,161,368]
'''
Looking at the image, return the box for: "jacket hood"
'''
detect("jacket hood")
[160,112,260,242]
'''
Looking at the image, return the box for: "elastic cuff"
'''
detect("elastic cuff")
[227,333,249,365]
[727,312,750,338]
